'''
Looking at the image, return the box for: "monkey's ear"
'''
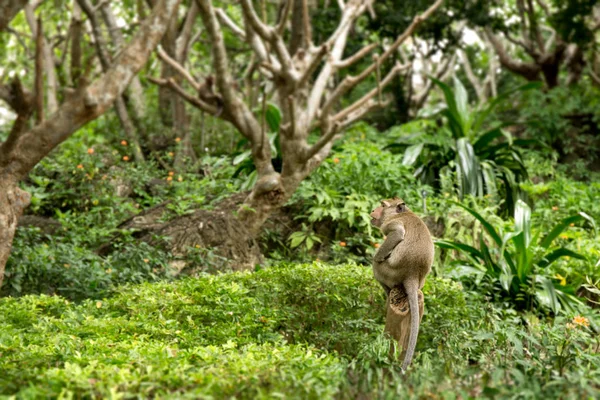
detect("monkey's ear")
[382,200,391,207]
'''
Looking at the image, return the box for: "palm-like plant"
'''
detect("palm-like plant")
[389,78,541,213]
[436,200,596,313]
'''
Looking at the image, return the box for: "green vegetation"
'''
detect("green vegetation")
[2,0,600,398]
[2,264,598,399]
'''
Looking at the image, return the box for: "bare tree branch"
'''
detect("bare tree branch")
[34,18,44,123]
[156,46,201,91]
[334,42,378,69]
[0,0,29,32]
[485,28,541,81]
[0,0,182,178]
[215,7,245,39]
[319,0,445,123]
[148,76,218,114]
[25,2,58,113]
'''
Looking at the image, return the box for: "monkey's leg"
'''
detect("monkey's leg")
[374,230,405,263]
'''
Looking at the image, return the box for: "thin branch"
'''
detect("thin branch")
[589,69,600,86]
[276,0,292,35]
[320,0,444,122]
[156,46,201,91]
[148,76,218,115]
[301,0,312,49]
[215,8,245,39]
[535,0,551,18]
[334,42,378,69]
[240,0,298,83]
[332,62,408,124]
[34,18,44,123]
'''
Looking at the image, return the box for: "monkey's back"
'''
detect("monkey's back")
[374,213,434,290]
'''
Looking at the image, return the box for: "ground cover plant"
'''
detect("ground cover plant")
[2,0,600,398]
[1,263,599,399]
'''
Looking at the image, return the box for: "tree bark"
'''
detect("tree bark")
[77,0,145,162]
[0,0,182,287]
[100,2,147,120]
[0,180,31,289]
[384,286,424,360]
[25,3,59,114]
[0,0,28,32]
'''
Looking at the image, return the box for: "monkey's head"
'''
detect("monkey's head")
[370,197,409,227]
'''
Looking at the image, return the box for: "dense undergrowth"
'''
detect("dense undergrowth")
[1,263,598,398]
[2,82,600,398]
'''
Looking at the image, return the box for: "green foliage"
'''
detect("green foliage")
[1,263,599,398]
[388,78,537,213]
[2,227,175,300]
[437,200,596,313]
[518,84,600,162]
[288,134,426,263]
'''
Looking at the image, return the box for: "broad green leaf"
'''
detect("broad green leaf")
[233,150,251,166]
[435,239,484,260]
[535,276,560,313]
[538,248,587,269]
[453,76,469,127]
[453,201,503,246]
[540,213,597,249]
[402,143,424,166]
[513,200,531,250]
[265,103,282,133]
[456,138,482,197]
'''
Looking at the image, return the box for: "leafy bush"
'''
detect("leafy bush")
[2,228,175,300]
[1,263,599,398]
[437,200,596,312]
[287,137,427,263]
[388,78,537,213]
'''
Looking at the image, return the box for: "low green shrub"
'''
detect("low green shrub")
[1,263,598,399]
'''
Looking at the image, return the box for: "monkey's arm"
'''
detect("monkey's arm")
[374,222,405,263]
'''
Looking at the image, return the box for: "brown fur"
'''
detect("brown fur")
[370,198,434,371]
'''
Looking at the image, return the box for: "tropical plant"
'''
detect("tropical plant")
[436,200,596,313]
[388,78,541,213]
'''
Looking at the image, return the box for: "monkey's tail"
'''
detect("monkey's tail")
[401,279,420,372]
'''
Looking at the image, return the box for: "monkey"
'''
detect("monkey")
[370,197,434,371]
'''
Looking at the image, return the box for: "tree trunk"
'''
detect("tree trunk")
[384,286,424,359]
[100,2,147,120]
[0,179,31,289]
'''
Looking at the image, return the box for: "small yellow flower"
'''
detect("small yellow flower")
[566,322,575,329]
[552,206,559,211]
[177,176,183,182]
[105,268,112,274]
[166,176,173,182]
[560,235,568,239]
[572,315,589,327]
[63,263,70,268]
[96,301,102,309]
[76,164,84,169]
[339,241,347,247]
[333,158,340,164]
[168,171,175,176]
[143,259,149,263]
[122,156,130,161]
[87,148,94,154]
[175,137,182,143]
[92,200,99,206]
[374,243,380,248]
[121,140,128,146]
[554,273,566,286]
[569,223,574,227]
[168,152,174,157]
